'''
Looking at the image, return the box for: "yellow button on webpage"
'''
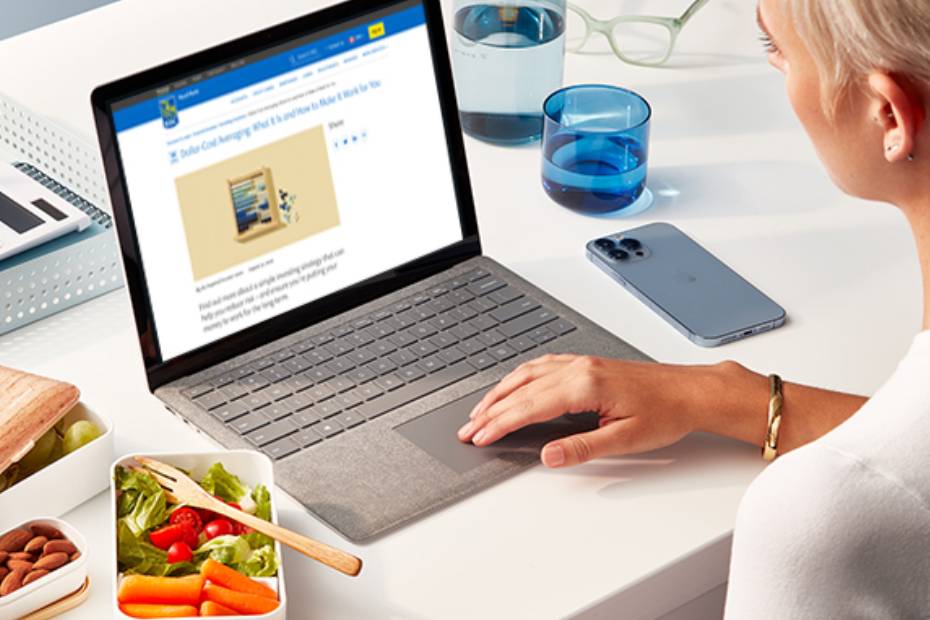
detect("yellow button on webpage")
[368,22,385,39]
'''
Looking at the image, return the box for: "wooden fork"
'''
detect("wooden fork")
[133,456,362,577]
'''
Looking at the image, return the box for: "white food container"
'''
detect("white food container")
[110,451,287,620]
[0,404,114,532]
[0,517,88,620]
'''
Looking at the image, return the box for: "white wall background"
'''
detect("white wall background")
[0,0,119,40]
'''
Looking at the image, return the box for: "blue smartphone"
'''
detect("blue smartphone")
[586,222,786,347]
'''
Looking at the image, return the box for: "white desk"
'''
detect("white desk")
[0,1,921,618]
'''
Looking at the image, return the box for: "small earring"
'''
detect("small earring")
[908,154,915,162]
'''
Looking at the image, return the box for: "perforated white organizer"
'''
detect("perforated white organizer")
[0,91,124,336]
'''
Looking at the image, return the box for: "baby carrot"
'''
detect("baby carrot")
[201,558,277,600]
[203,583,280,615]
[117,574,204,605]
[201,600,239,616]
[119,603,199,618]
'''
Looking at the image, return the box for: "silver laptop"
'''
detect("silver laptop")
[91,0,648,542]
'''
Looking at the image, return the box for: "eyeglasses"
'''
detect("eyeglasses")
[566,0,711,67]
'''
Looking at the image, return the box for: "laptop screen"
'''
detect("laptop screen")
[109,1,463,362]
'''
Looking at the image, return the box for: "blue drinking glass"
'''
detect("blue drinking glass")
[542,85,652,213]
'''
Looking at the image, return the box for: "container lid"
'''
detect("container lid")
[0,366,80,477]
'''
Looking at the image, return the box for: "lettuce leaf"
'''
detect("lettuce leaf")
[198,462,247,503]
[117,521,196,576]
[242,484,274,548]
[194,535,251,565]
[114,466,167,537]
[235,544,278,577]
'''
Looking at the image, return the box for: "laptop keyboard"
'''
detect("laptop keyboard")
[182,268,576,461]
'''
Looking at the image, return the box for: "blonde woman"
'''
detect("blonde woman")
[459,0,930,615]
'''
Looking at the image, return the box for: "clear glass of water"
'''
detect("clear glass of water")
[541,85,652,213]
[452,0,567,145]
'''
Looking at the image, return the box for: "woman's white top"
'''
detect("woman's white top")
[725,331,930,619]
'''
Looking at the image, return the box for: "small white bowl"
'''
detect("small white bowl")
[0,517,88,620]
[0,403,114,533]
[110,451,287,620]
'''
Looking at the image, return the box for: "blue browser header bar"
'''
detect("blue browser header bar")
[113,4,425,132]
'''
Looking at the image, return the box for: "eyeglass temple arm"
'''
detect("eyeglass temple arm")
[679,0,711,26]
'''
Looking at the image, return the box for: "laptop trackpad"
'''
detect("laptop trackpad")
[395,387,600,474]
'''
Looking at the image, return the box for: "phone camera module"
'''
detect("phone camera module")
[594,238,616,252]
[609,249,630,261]
[619,238,642,252]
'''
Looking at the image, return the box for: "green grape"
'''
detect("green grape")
[18,429,60,477]
[62,420,102,455]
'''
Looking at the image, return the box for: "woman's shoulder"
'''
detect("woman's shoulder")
[726,444,930,618]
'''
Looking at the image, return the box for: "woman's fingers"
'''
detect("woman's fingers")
[540,419,636,468]
[469,384,578,446]
[468,354,577,420]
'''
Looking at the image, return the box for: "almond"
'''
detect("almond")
[29,524,63,540]
[7,560,33,572]
[42,539,76,556]
[9,551,33,561]
[70,551,81,562]
[22,569,49,586]
[24,536,47,553]
[0,529,31,552]
[0,567,7,581]
[0,569,25,596]
[32,552,68,571]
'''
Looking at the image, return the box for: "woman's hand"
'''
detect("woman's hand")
[457,354,761,468]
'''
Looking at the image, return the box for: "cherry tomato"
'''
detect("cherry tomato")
[149,523,198,550]
[204,519,235,540]
[233,522,252,536]
[166,541,193,564]
[169,507,203,533]
[198,498,242,523]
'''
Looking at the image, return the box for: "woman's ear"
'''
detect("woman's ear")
[868,72,925,163]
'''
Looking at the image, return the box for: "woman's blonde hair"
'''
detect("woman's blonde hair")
[784,0,930,112]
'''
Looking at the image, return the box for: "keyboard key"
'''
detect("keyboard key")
[246,420,297,446]
[316,399,344,418]
[261,367,291,383]
[282,392,314,411]
[262,436,300,460]
[529,328,557,345]
[195,391,227,411]
[372,310,392,322]
[259,403,292,421]
[375,374,404,392]
[388,330,417,347]
[410,306,437,321]
[324,377,355,393]
[266,384,293,401]
[417,355,446,373]
[230,412,269,435]
[446,276,469,289]
[306,383,334,402]
[366,324,395,339]
[447,290,474,305]
[346,332,374,348]
[241,374,270,391]
[356,362,476,420]
[429,286,449,298]
[429,333,458,349]
[242,391,272,410]
[409,341,438,357]
[429,314,457,331]
[449,323,479,340]
[333,410,365,429]
[465,268,490,282]
[389,349,418,367]
[468,315,498,332]
[467,278,506,297]
[382,317,406,333]
[292,409,322,428]
[349,367,376,384]
[334,391,363,410]
[368,359,398,375]
[447,306,476,322]
[549,319,577,336]
[252,357,276,371]
[356,382,384,400]
[411,293,431,305]
[459,337,487,356]
[210,373,235,389]
[428,297,455,314]
[294,427,323,448]
[331,325,354,339]
[353,318,374,330]
[367,340,397,357]
[498,309,558,338]
[325,358,355,375]
[488,287,523,306]
[409,324,438,339]
[291,338,316,354]
[219,382,248,401]
[314,420,343,438]
[491,298,540,323]
[212,400,249,423]
[467,353,496,371]
[512,335,538,352]
[439,346,466,365]
[305,366,335,384]
[478,329,506,347]
[271,349,294,363]
[231,366,254,380]
[467,297,497,314]
[489,344,518,362]
[398,365,425,382]
[304,349,333,365]
[324,340,353,357]
[312,333,335,346]
[393,310,417,328]
[285,373,315,393]
[392,301,412,313]
[283,356,311,374]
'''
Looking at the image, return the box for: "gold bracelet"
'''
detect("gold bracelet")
[762,374,784,462]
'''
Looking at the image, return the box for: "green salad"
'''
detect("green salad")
[115,462,278,578]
